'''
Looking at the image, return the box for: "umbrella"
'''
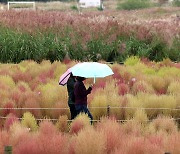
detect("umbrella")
[59,63,82,86]
[71,62,113,83]
[59,68,71,86]
[59,62,114,85]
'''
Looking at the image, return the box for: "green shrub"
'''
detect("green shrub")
[0,27,65,63]
[168,39,180,62]
[117,0,152,10]
[173,0,180,7]
[0,26,178,63]
[70,5,78,11]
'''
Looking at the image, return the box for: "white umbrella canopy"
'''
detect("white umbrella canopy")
[59,62,114,85]
[71,62,114,83]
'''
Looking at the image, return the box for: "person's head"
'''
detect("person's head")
[76,76,86,81]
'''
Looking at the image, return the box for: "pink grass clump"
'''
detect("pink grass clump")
[131,80,155,94]
[10,123,31,149]
[13,135,40,154]
[70,120,84,135]
[144,135,165,153]
[95,80,106,89]
[151,116,178,134]
[37,120,68,153]
[38,68,54,84]
[39,120,58,135]
[173,62,180,69]
[4,113,19,130]
[10,90,21,105]
[51,101,69,119]
[70,113,91,134]
[12,71,32,83]
[22,92,42,118]
[55,115,69,133]
[150,76,168,94]
[2,99,17,117]
[23,97,42,118]
[0,130,10,153]
[74,126,106,154]
[96,117,123,153]
[123,120,143,137]
[16,82,31,93]
[113,137,146,154]
[164,132,180,154]
[118,83,130,95]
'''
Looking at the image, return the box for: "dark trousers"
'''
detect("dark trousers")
[75,104,93,124]
[68,104,77,120]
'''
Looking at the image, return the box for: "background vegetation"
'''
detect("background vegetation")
[0,6,179,63]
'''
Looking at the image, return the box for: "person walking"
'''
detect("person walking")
[74,76,93,123]
[67,73,77,120]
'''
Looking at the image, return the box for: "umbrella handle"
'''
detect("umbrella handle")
[94,77,96,84]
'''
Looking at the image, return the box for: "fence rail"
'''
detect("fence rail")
[1,106,180,110]
[0,106,180,122]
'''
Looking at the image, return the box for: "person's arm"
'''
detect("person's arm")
[78,82,92,97]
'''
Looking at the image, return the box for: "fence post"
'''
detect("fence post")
[4,146,12,154]
[107,105,110,117]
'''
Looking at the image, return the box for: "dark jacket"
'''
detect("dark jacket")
[74,80,92,105]
[67,76,76,105]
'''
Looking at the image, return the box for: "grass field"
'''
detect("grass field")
[0,1,180,153]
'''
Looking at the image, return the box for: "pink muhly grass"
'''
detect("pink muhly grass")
[122,71,132,84]
[95,80,106,89]
[70,120,84,135]
[122,120,143,137]
[38,120,68,154]
[16,82,31,93]
[143,134,165,153]
[23,97,42,119]
[10,90,21,105]
[112,65,124,82]
[38,133,68,154]
[70,113,91,135]
[68,138,76,154]
[38,68,54,83]
[74,127,106,154]
[119,137,146,154]
[150,76,168,94]
[0,130,10,153]
[2,100,17,117]
[0,82,10,91]
[12,71,32,83]
[0,68,11,76]
[29,78,41,90]
[151,116,178,134]
[39,120,58,135]
[96,117,123,153]
[4,113,19,130]
[51,101,69,119]
[131,80,155,94]
[173,62,180,69]
[10,123,30,144]
[164,132,180,154]
[13,135,40,154]
[118,83,130,95]
[55,115,69,133]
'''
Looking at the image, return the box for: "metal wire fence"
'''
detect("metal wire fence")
[0,106,180,122]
